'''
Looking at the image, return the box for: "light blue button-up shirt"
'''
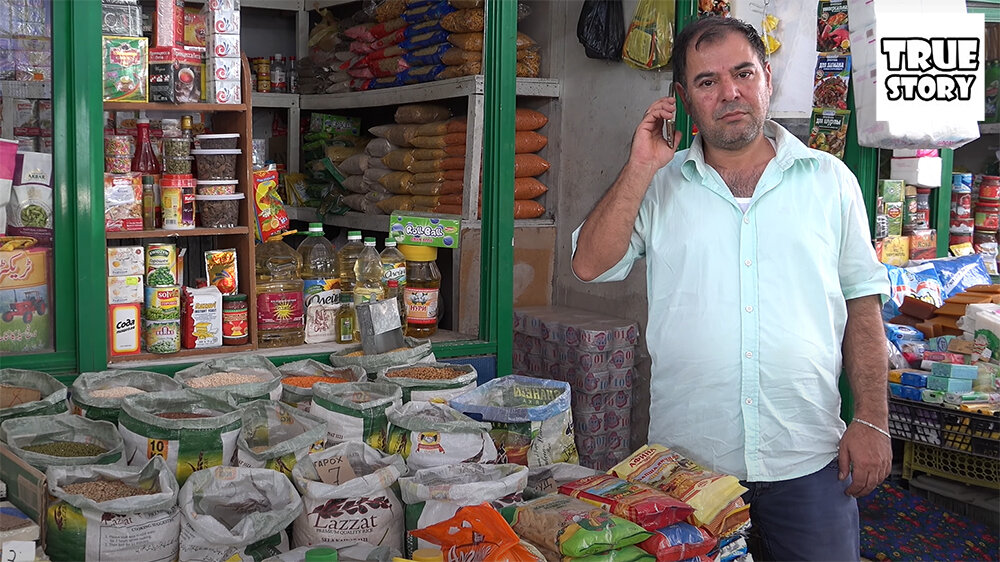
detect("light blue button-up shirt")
[572,121,890,481]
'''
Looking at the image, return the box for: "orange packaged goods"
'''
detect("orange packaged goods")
[446,108,548,133]
[515,154,550,177]
[410,503,541,562]
[558,474,694,531]
[252,167,290,243]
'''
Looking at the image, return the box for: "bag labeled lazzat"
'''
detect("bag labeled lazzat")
[252,166,289,242]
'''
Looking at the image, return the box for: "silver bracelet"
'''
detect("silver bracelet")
[852,417,891,440]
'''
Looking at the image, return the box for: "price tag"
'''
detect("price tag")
[3,541,35,562]
[315,456,356,485]
[147,438,169,459]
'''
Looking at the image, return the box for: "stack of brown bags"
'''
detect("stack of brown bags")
[893,284,1000,338]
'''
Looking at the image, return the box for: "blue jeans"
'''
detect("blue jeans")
[740,460,860,562]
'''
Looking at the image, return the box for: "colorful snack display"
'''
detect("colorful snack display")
[102,36,148,102]
[808,108,850,159]
[205,248,238,295]
[813,55,851,110]
[558,474,694,531]
[252,167,289,243]
[512,494,651,558]
[104,173,143,231]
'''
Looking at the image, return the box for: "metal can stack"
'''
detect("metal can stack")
[144,243,181,354]
[950,172,974,248]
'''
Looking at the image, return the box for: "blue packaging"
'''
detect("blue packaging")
[927,376,974,393]
[901,372,928,388]
[889,382,905,397]
[901,385,924,401]
[928,254,991,299]
[926,336,957,352]
[886,323,924,346]
[930,362,979,380]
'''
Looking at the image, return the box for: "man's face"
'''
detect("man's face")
[677,31,772,151]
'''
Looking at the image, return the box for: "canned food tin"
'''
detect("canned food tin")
[952,190,972,219]
[145,319,181,354]
[974,204,1000,231]
[950,218,975,235]
[146,243,177,286]
[949,234,972,247]
[144,284,181,320]
[980,176,1000,201]
[161,175,196,230]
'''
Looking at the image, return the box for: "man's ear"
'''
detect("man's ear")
[674,81,689,110]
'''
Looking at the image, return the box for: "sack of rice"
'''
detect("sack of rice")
[524,462,602,500]
[375,362,477,402]
[310,381,402,450]
[175,354,282,403]
[278,359,366,412]
[264,542,400,562]
[70,369,182,422]
[329,336,434,376]
[0,368,68,424]
[449,375,578,467]
[118,390,242,485]
[399,463,527,555]
[2,413,124,470]
[178,466,302,561]
[512,494,651,558]
[291,441,407,551]
[44,456,181,562]
[384,400,496,470]
[236,400,328,477]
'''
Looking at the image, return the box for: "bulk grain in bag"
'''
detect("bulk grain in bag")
[2,413,124,470]
[329,336,434,376]
[44,456,181,562]
[278,359,366,412]
[118,389,242,485]
[175,354,282,403]
[236,400,328,477]
[375,362,477,402]
[70,369,182,422]
[291,441,407,551]
[178,466,302,561]
[399,463,527,555]
[449,375,578,466]
[310,381,402,450]
[384,400,496,470]
[0,367,68,424]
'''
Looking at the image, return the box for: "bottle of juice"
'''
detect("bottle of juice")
[338,230,363,296]
[298,222,340,308]
[353,237,385,304]
[399,244,441,337]
[255,232,304,347]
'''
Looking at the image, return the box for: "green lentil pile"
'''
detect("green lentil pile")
[61,480,155,502]
[21,441,108,457]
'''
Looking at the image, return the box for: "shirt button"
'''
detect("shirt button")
[744,259,752,266]
[744,216,750,224]
[745,306,753,313]
[745,351,753,358]
[745,398,753,405]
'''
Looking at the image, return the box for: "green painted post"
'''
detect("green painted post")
[935,149,954,257]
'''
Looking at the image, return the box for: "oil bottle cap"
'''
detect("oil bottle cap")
[304,547,338,562]
[364,237,377,245]
[308,222,324,234]
[398,244,437,262]
[385,238,397,247]
[348,230,362,240]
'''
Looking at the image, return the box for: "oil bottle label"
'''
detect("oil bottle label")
[354,287,382,304]
[338,314,354,342]
[303,277,341,307]
[404,287,438,325]
[382,263,406,285]
[257,291,304,330]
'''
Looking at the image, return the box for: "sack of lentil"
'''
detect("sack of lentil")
[512,494,651,558]
[376,362,477,403]
[175,354,282,403]
[44,456,181,562]
[70,369,182,422]
[0,368,68,424]
[384,400,496,470]
[119,390,242,485]
[291,441,408,550]
[329,336,435,376]
[2,413,124,470]
[310,381,402,450]
[524,462,602,500]
[236,400,328,477]
[278,360,366,412]
[449,375,579,467]
[178,466,302,561]
[399,463,527,555]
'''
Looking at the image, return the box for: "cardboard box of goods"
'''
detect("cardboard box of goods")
[878,179,905,204]
[0,444,48,543]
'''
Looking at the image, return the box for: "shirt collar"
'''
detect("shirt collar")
[680,119,820,181]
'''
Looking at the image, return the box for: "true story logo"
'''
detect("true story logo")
[880,38,979,101]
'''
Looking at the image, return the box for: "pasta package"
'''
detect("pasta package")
[512,494,651,558]
[558,474,694,531]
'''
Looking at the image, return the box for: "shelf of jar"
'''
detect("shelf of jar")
[103,101,247,112]
[105,226,251,240]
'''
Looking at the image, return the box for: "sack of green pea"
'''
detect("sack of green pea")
[1,412,124,470]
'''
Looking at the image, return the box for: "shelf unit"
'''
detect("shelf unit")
[102,56,257,365]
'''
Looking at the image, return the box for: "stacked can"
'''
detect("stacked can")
[104,135,133,173]
[950,173,974,247]
[204,0,242,104]
[252,57,271,93]
[974,176,1000,274]
[144,243,181,354]
[512,306,639,471]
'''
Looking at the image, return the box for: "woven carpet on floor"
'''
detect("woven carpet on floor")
[858,480,998,561]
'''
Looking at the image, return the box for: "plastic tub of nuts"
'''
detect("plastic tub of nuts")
[195,133,240,150]
[191,148,241,180]
[196,193,244,228]
[196,179,238,195]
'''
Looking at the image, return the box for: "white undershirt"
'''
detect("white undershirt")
[733,137,777,214]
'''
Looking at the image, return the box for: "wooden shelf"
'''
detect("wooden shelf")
[108,343,257,367]
[105,227,250,240]
[285,207,391,232]
[103,101,247,112]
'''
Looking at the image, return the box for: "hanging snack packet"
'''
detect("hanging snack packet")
[252,166,290,242]
[205,248,238,295]
[512,494,651,558]
[808,108,850,159]
[558,474,693,531]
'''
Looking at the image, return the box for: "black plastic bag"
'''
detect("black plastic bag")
[577,0,625,61]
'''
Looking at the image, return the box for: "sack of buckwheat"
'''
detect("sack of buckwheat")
[375,362,477,402]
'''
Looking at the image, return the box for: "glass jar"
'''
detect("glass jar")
[222,294,249,346]
[399,244,441,338]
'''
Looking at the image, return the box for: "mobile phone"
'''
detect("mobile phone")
[664,82,675,148]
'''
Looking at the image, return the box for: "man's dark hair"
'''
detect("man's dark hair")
[672,17,767,87]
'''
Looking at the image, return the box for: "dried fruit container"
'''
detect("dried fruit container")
[196,193,244,228]
[191,148,241,180]
[195,133,240,150]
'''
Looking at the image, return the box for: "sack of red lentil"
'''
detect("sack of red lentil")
[0,368,68,424]
[277,359,366,412]
[44,456,181,562]
[175,354,282,403]
[236,400,328,477]
[2,413,124,470]
[119,389,242,485]
[399,463,528,556]
[329,336,435,376]
[291,441,408,551]
[449,375,579,467]
[310,381,402,450]
[178,466,303,561]
[70,369,182,422]
[384,400,497,470]
[375,361,477,402]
